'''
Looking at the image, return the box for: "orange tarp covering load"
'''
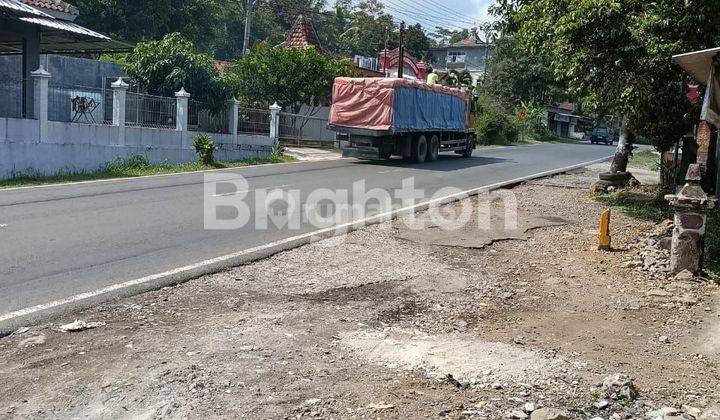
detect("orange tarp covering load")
[329,77,467,132]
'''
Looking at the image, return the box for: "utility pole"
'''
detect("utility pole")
[397,21,405,79]
[382,30,389,76]
[242,0,258,56]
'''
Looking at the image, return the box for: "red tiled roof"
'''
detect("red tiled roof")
[282,14,323,50]
[21,0,77,16]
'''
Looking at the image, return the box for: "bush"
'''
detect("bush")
[535,128,562,143]
[475,95,519,146]
[105,154,150,172]
[193,134,217,165]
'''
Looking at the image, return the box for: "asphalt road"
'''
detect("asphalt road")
[0,142,614,322]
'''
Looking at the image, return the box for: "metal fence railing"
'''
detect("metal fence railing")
[125,92,176,129]
[238,107,271,135]
[279,112,334,146]
[48,83,112,125]
[189,100,230,134]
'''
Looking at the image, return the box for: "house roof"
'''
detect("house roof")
[281,14,323,50]
[0,0,52,17]
[0,0,130,54]
[20,0,77,16]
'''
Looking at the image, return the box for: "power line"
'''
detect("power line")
[381,2,470,30]
[385,0,477,26]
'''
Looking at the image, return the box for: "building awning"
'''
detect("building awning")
[0,0,132,54]
[673,46,720,84]
[674,47,720,127]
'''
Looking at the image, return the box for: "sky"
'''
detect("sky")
[378,0,495,32]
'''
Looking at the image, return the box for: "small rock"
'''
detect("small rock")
[507,410,529,419]
[602,374,638,402]
[593,399,611,410]
[58,320,106,332]
[530,408,569,420]
[492,382,503,389]
[682,405,701,418]
[659,335,670,344]
[500,291,515,300]
[524,402,537,413]
[366,402,395,411]
[675,270,695,281]
[304,399,321,406]
[647,407,680,418]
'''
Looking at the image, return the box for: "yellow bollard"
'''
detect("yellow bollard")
[598,209,612,251]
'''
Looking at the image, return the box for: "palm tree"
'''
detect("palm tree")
[445,69,474,89]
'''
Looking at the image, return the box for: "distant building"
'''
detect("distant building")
[545,103,591,139]
[280,14,324,51]
[429,28,491,84]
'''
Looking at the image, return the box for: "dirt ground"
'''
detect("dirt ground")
[1,166,718,420]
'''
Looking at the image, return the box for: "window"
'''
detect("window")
[446,51,466,63]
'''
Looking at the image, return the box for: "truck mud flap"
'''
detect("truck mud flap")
[342,146,383,160]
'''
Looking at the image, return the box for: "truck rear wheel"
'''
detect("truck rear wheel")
[428,135,440,162]
[462,138,474,158]
[412,135,428,164]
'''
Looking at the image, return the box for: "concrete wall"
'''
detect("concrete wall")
[284,106,335,145]
[0,118,274,179]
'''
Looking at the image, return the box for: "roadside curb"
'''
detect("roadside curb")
[0,155,613,336]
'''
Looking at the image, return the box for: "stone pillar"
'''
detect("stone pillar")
[665,164,718,274]
[31,67,50,142]
[175,87,190,132]
[229,97,239,142]
[269,102,281,150]
[111,78,129,146]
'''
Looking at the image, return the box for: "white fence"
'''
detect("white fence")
[0,68,281,179]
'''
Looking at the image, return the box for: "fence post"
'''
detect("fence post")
[31,67,50,142]
[229,97,239,141]
[175,87,190,132]
[111,78,128,146]
[269,102,281,150]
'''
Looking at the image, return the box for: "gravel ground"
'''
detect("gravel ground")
[0,166,718,419]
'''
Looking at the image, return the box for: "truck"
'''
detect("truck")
[328,77,476,163]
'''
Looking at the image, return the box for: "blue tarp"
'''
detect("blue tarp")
[392,87,467,132]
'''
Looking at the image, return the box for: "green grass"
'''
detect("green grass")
[629,150,660,171]
[595,186,672,222]
[0,153,296,189]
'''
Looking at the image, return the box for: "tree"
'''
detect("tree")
[445,69,474,89]
[337,0,395,57]
[123,33,229,108]
[230,42,357,114]
[74,0,226,51]
[482,34,565,108]
[519,0,720,179]
[431,28,469,47]
[403,23,432,60]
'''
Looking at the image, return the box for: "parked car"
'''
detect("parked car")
[589,127,613,145]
